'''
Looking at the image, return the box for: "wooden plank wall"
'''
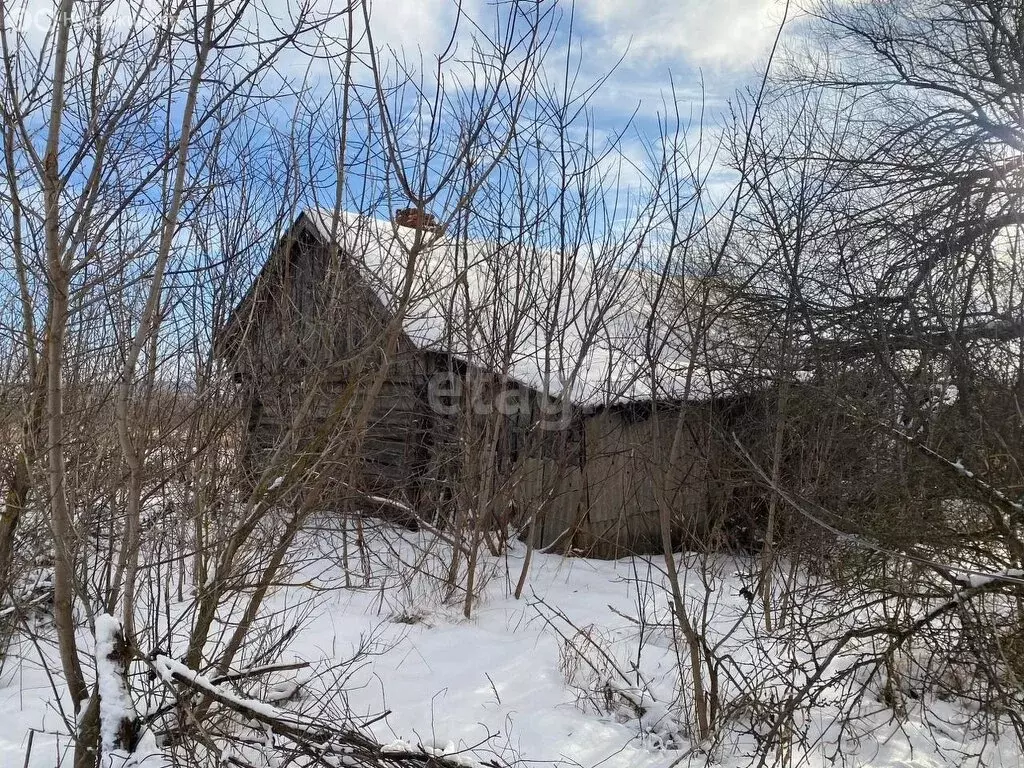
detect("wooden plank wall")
[519,405,716,558]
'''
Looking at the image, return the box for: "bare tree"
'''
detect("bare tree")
[714,0,1024,759]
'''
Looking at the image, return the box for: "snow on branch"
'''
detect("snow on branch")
[886,423,1024,518]
[95,614,141,753]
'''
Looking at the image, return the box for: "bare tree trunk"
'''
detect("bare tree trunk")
[113,0,216,643]
[654,408,712,742]
[759,377,790,632]
[42,0,90,718]
[0,121,43,596]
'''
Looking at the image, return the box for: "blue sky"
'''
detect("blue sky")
[8,0,797,186]
[350,0,799,207]
[0,0,805,362]
[2,0,802,257]
[367,0,793,115]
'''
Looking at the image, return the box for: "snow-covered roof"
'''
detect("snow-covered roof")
[305,209,730,407]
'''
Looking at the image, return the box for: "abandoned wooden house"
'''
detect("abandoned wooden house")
[217,208,768,557]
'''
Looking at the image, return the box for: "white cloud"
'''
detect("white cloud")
[579,0,790,71]
[361,0,461,57]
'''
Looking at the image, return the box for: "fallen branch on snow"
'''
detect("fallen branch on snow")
[150,655,505,767]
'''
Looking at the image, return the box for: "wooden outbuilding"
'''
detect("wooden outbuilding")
[217,209,766,557]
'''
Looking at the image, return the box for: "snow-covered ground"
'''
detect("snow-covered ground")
[1,523,1020,767]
